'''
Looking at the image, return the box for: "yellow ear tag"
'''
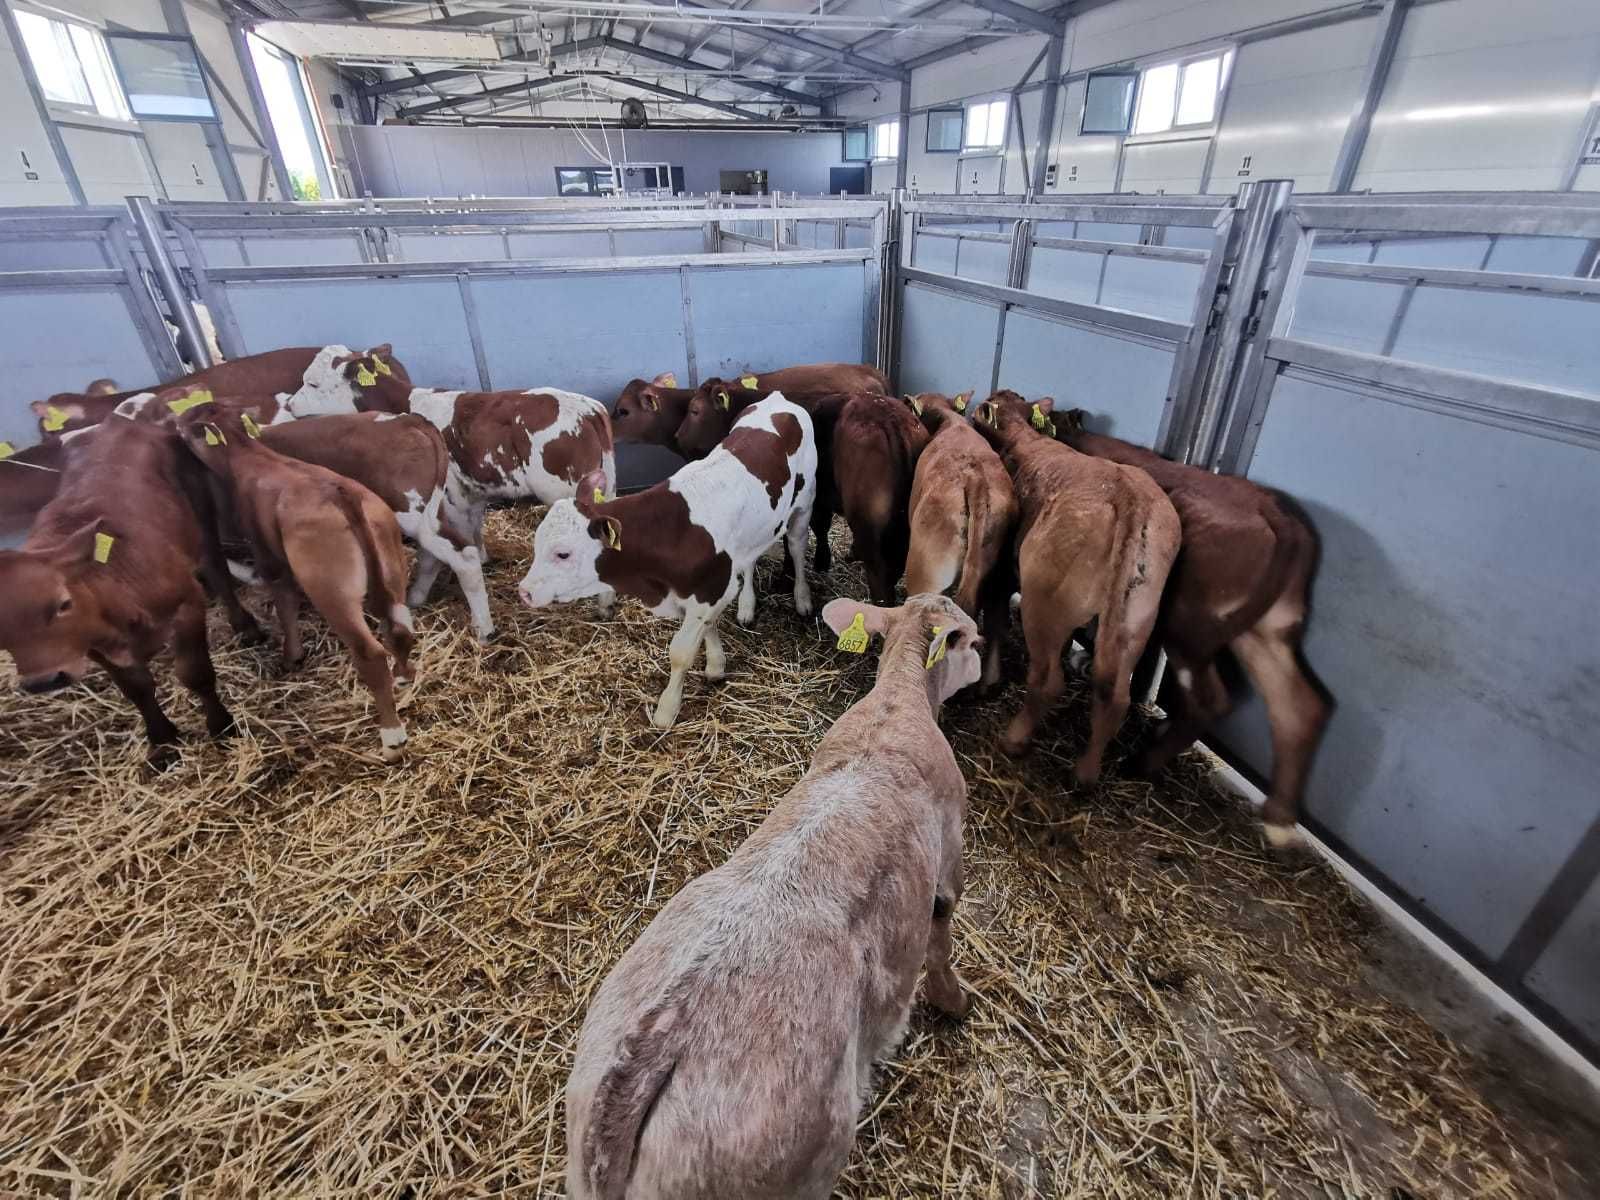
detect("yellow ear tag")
[602,519,621,551]
[203,425,226,446]
[953,394,968,412]
[836,612,869,654]
[739,374,758,390]
[925,625,949,669]
[1030,403,1047,430]
[659,373,677,388]
[909,395,923,416]
[716,389,730,411]
[1046,419,1057,437]
[355,365,378,387]
[592,487,607,505]
[241,412,263,439]
[166,389,213,415]
[93,532,114,564]
[373,357,393,376]
[0,442,13,460]
[643,394,659,412]
[43,405,69,432]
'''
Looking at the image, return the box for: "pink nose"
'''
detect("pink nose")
[518,584,534,607]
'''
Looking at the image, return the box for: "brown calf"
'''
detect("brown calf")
[31,346,407,440]
[0,419,257,768]
[834,392,930,605]
[905,391,1017,691]
[1057,410,1330,847]
[1,439,65,547]
[566,594,982,1200]
[972,391,1182,785]
[610,372,696,453]
[176,409,416,762]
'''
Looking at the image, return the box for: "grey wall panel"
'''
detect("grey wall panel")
[508,230,612,258]
[913,234,958,274]
[1162,226,1216,251]
[1291,275,1404,354]
[1483,236,1587,276]
[1098,255,1203,322]
[1025,246,1103,306]
[228,234,369,267]
[1372,235,1491,269]
[1389,288,1600,397]
[218,278,480,389]
[1216,371,1600,962]
[955,235,1010,284]
[1,290,164,444]
[1310,240,1377,264]
[0,240,109,270]
[395,232,507,263]
[687,262,865,379]
[470,271,687,401]
[898,283,1001,398]
[1075,221,1141,244]
[845,225,871,249]
[1527,873,1600,1045]
[995,310,1172,447]
[613,228,706,256]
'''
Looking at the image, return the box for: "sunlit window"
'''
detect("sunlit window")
[16,9,131,121]
[964,98,1007,150]
[872,119,900,160]
[1133,49,1232,135]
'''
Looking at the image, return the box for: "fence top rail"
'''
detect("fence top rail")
[904,198,1229,228]
[907,191,1231,209]
[160,202,887,234]
[1306,258,1600,298]
[0,208,128,235]
[199,247,874,283]
[1290,199,1600,239]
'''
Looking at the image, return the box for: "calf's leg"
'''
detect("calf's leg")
[702,622,726,681]
[736,567,757,626]
[269,579,305,670]
[96,657,181,767]
[653,604,714,729]
[172,591,235,739]
[1133,654,1230,777]
[785,506,814,616]
[1000,566,1083,757]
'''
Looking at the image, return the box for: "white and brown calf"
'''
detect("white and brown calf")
[518,394,816,728]
[565,594,982,1200]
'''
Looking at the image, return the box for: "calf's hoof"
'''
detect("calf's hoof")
[997,731,1032,758]
[235,623,269,648]
[380,726,407,762]
[277,654,306,676]
[927,984,974,1022]
[477,627,500,645]
[650,702,681,730]
[207,711,238,740]
[1262,822,1302,852]
[145,742,182,773]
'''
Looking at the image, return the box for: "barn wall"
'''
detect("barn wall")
[340,123,853,197]
[836,0,1600,196]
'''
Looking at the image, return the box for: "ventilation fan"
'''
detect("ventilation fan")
[780,104,798,119]
[620,98,649,129]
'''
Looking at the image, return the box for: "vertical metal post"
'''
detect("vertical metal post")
[678,265,699,387]
[1178,178,1295,469]
[1031,30,1064,195]
[160,0,245,202]
[456,273,492,390]
[2,0,86,203]
[229,19,295,200]
[126,194,213,370]
[895,79,912,191]
[1329,0,1409,192]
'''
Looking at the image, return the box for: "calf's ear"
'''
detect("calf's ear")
[652,371,678,388]
[51,517,107,570]
[86,378,120,395]
[574,469,610,514]
[821,598,894,640]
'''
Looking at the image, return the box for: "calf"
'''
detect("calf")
[611,373,696,453]
[566,594,982,1200]
[280,347,616,587]
[971,391,1181,785]
[905,392,1017,691]
[1,439,65,547]
[176,409,416,762]
[833,392,930,605]
[518,395,816,729]
[31,345,405,440]
[1056,410,1329,848]
[0,419,253,768]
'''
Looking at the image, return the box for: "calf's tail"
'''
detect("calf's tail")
[954,475,990,615]
[576,1006,683,1200]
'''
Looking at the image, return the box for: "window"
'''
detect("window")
[872,119,900,160]
[842,126,869,162]
[248,34,334,200]
[555,167,617,197]
[15,9,130,121]
[964,98,1007,151]
[1081,72,1137,135]
[105,33,217,121]
[926,108,963,152]
[1131,49,1232,135]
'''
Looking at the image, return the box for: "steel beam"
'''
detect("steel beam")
[1030,29,1064,194]
[397,74,581,117]
[1329,0,1409,192]
[595,38,817,107]
[628,0,907,81]
[359,36,609,97]
[965,0,1063,35]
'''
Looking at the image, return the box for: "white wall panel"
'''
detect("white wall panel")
[1068,0,1343,73]
[0,16,75,205]
[59,127,158,204]
[1354,0,1600,192]
[1117,136,1208,193]
[912,34,1049,107]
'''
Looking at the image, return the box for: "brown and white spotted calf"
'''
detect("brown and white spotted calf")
[279,346,615,602]
[518,395,817,728]
[0,419,258,768]
[1057,409,1330,847]
[905,391,1017,691]
[30,345,408,440]
[565,593,982,1200]
[176,408,416,762]
[972,391,1181,785]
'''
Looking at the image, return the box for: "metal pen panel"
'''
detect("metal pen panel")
[685,262,865,381]
[1097,254,1207,323]
[897,283,1002,398]
[1526,875,1600,1046]
[216,277,481,388]
[613,228,708,257]
[1214,368,1600,970]
[995,310,1175,449]
[1388,287,1600,398]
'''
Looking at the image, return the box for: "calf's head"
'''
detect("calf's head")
[674,379,746,458]
[518,471,616,609]
[972,391,1055,443]
[0,522,117,690]
[906,391,974,432]
[283,344,407,418]
[612,374,688,446]
[822,593,983,705]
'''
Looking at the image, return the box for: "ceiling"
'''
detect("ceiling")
[232,0,1072,125]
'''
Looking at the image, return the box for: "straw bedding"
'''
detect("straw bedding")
[0,508,1592,1197]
